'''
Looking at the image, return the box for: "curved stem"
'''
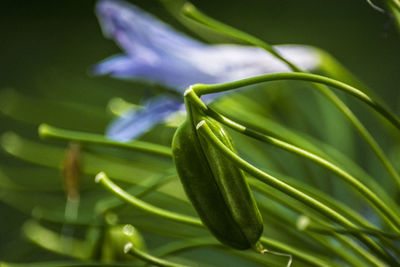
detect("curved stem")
[186,92,400,232]
[196,120,395,264]
[39,124,172,157]
[253,181,385,266]
[95,172,202,227]
[191,72,400,133]
[183,3,400,193]
[250,176,377,233]
[154,237,220,257]
[257,199,371,266]
[304,223,400,240]
[95,173,177,215]
[258,237,337,267]
[182,3,298,70]
[385,0,400,34]
[95,172,347,266]
[95,173,335,267]
[330,235,386,267]
[124,242,188,267]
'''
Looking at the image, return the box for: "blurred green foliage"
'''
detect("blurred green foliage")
[0,0,399,266]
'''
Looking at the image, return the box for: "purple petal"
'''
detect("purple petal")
[106,96,183,141]
[96,0,203,56]
[94,0,322,140]
[94,1,321,91]
[94,1,321,90]
[92,54,138,78]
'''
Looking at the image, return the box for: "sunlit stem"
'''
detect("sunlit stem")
[260,249,292,267]
[299,217,400,239]
[387,0,400,10]
[192,72,400,133]
[366,0,386,13]
[254,182,384,266]
[182,3,297,70]
[39,124,172,157]
[196,120,394,264]
[186,90,400,232]
[183,2,400,194]
[95,173,176,216]
[385,0,400,34]
[95,172,202,227]
[124,242,188,267]
[153,237,220,257]
[22,220,90,260]
[95,174,341,266]
[300,217,400,260]
[258,237,334,267]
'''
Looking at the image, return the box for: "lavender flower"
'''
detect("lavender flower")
[94,0,321,141]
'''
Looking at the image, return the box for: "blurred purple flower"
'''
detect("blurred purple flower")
[94,0,321,141]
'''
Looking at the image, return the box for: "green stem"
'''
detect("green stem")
[153,237,220,257]
[386,0,400,34]
[183,2,400,194]
[22,220,91,260]
[191,72,400,132]
[95,173,344,266]
[258,237,335,267]
[305,220,400,262]
[39,124,172,157]
[387,0,400,11]
[253,181,385,266]
[250,176,374,233]
[196,120,394,264]
[258,200,369,266]
[331,235,385,267]
[95,172,202,227]
[96,173,177,216]
[304,223,400,239]
[186,91,400,232]
[182,3,298,70]
[124,242,189,267]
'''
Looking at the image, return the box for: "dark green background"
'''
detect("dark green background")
[0,0,399,263]
[1,0,399,103]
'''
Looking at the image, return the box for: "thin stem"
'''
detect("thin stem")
[258,247,292,267]
[192,72,400,133]
[366,0,387,13]
[95,171,349,265]
[331,235,385,267]
[154,237,220,257]
[154,237,319,267]
[258,237,336,267]
[196,120,395,264]
[305,223,400,240]
[182,3,298,70]
[39,124,172,157]
[95,173,177,215]
[22,220,91,260]
[95,172,202,227]
[183,2,400,194]
[258,200,370,266]
[186,92,400,232]
[250,177,375,233]
[124,242,188,267]
[253,181,385,266]
[386,0,400,34]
